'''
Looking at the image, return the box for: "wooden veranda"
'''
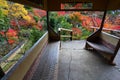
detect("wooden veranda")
[0,0,120,80]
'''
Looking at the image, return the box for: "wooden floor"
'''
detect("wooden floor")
[25,40,120,80]
[24,41,59,80]
[58,40,120,80]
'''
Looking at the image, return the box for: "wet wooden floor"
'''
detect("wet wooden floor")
[58,40,120,80]
[24,41,59,80]
[25,40,120,80]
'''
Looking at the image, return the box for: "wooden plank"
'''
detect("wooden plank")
[59,28,72,32]
[30,41,60,80]
[86,30,120,64]
[100,32,120,46]
[87,41,114,55]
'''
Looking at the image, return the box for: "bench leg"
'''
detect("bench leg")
[108,56,116,66]
[103,55,116,66]
[107,61,116,66]
[101,53,116,66]
[85,42,93,50]
[60,41,61,50]
[85,42,89,49]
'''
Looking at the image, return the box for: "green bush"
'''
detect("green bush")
[30,28,44,44]
[33,16,40,22]
[80,27,92,39]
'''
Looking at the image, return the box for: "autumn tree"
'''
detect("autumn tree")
[69,12,82,27]
[0,0,31,45]
[0,0,10,30]
[0,0,8,16]
[0,0,11,45]
[7,2,31,29]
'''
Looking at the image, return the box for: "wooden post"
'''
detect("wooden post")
[47,11,51,41]
[110,39,120,64]
[47,11,49,31]
[99,10,107,31]
[58,28,61,49]
[58,28,61,40]
[70,31,72,40]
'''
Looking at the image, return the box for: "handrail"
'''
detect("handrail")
[90,26,120,37]
[58,28,72,32]
[58,28,73,49]
[90,26,114,32]
[58,28,73,40]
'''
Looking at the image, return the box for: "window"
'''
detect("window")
[61,3,93,10]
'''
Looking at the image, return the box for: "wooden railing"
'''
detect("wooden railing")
[90,26,120,37]
[1,32,48,80]
[58,28,73,41]
[90,26,113,32]
[58,28,73,48]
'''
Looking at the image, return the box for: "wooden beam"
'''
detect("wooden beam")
[58,28,73,32]
[99,10,107,31]
[47,11,49,31]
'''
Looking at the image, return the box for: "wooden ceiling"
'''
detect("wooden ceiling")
[8,0,120,11]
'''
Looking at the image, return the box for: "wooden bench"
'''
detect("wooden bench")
[85,30,120,65]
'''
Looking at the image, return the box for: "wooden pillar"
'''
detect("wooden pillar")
[99,10,107,31]
[47,11,49,31]
[47,11,51,41]
[0,67,5,79]
[58,28,61,49]
[58,28,61,41]
[70,31,72,40]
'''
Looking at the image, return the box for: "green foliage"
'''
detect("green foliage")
[40,16,47,30]
[107,10,120,16]
[0,9,10,45]
[49,12,58,27]
[49,12,72,32]
[21,40,33,54]
[0,10,10,31]
[2,53,23,72]
[33,16,40,22]
[24,6,33,12]
[80,27,92,39]
[19,29,31,41]
[19,28,45,52]
[30,28,44,44]
[0,35,6,44]
[57,15,72,29]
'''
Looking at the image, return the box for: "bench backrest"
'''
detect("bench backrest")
[100,31,120,50]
